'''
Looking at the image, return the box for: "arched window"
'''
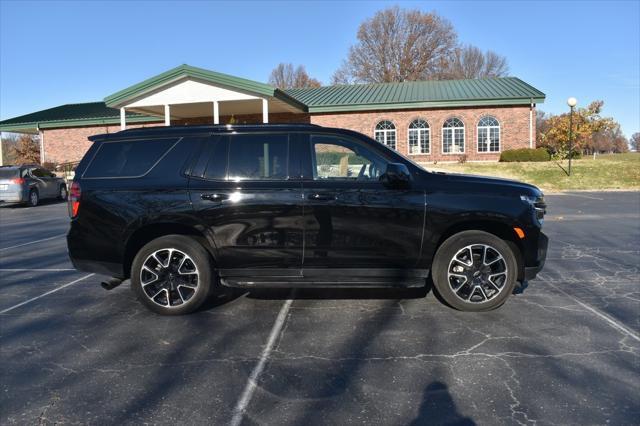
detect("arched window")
[442,117,465,154]
[374,120,396,150]
[408,119,430,154]
[477,116,500,152]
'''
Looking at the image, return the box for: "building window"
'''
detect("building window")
[374,120,396,150]
[408,119,430,154]
[442,117,465,154]
[477,116,500,153]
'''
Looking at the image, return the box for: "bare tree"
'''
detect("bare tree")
[440,45,509,79]
[10,134,40,164]
[332,7,457,83]
[630,132,640,151]
[269,63,322,89]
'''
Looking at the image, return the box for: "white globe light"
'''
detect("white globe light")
[567,97,577,107]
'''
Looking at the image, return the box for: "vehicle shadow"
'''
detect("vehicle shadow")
[242,285,429,301]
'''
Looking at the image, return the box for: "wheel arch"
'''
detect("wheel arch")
[123,223,215,279]
[436,220,525,281]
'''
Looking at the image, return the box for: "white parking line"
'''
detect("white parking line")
[230,297,294,426]
[543,278,640,342]
[0,234,66,251]
[0,273,94,314]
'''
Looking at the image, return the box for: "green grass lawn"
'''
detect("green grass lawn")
[418,153,640,192]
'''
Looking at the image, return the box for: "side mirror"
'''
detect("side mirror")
[380,163,411,188]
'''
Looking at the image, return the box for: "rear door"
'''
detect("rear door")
[30,167,55,197]
[188,132,304,275]
[301,133,425,269]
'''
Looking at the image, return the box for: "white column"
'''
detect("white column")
[262,98,269,124]
[0,132,3,166]
[213,101,219,124]
[120,107,126,130]
[39,129,45,164]
[529,102,534,148]
[164,104,171,126]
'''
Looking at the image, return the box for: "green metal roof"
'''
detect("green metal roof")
[0,102,159,133]
[285,77,545,112]
[0,67,545,133]
[104,64,306,111]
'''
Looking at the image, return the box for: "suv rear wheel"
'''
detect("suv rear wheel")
[131,235,214,315]
[431,230,518,312]
[27,189,39,207]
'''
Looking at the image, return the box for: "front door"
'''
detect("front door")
[301,133,425,270]
[189,133,304,275]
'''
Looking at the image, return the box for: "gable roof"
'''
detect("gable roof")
[285,77,545,113]
[104,64,306,111]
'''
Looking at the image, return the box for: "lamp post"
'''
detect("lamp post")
[567,97,577,176]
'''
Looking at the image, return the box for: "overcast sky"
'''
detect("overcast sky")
[1,0,638,137]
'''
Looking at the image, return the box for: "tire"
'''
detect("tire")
[131,235,214,315]
[58,184,67,201]
[27,189,39,207]
[431,230,518,312]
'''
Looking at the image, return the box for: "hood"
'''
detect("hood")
[430,171,543,197]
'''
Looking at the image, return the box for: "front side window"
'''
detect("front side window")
[374,120,396,150]
[442,118,465,154]
[477,116,500,152]
[312,134,387,181]
[227,134,288,180]
[408,119,430,154]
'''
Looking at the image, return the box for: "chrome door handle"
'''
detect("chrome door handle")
[201,193,229,202]
[308,193,336,201]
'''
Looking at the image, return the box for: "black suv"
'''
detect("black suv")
[67,124,547,315]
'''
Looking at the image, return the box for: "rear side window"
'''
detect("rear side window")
[83,138,178,178]
[31,168,50,178]
[227,134,288,180]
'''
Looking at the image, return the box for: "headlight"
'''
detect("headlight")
[520,194,546,223]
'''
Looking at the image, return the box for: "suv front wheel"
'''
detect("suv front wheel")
[131,235,214,315]
[431,230,518,312]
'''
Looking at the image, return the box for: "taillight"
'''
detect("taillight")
[11,178,25,184]
[69,181,81,218]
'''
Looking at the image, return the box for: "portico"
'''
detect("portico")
[105,64,307,130]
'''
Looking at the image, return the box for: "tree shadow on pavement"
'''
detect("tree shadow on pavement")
[409,381,476,426]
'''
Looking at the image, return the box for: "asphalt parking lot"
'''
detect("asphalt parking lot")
[1,192,639,425]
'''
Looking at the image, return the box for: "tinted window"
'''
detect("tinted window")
[31,168,49,178]
[203,137,229,180]
[228,134,288,180]
[311,134,387,181]
[0,169,19,178]
[84,138,178,178]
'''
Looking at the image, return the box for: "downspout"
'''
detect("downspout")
[529,98,534,149]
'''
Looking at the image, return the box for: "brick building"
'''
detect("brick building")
[0,64,545,164]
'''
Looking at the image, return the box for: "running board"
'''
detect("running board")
[220,278,426,289]
[218,268,429,289]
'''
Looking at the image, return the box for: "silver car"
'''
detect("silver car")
[0,164,67,206]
